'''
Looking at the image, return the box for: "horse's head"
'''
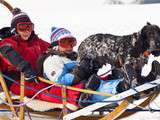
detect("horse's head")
[139,22,160,52]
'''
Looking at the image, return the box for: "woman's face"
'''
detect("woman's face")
[16,22,34,40]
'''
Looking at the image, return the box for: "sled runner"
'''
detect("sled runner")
[63,78,160,120]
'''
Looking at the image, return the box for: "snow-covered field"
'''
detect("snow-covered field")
[0,0,160,119]
[1,0,160,50]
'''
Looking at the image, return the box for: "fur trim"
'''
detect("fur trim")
[24,97,63,111]
[24,97,79,111]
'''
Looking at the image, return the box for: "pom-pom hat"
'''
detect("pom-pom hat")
[50,27,76,47]
[11,8,32,33]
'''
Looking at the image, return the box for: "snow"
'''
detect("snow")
[1,0,160,51]
[0,0,160,119]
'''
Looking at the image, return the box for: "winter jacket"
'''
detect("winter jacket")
[43,51,78,85]
[0,33,50,72]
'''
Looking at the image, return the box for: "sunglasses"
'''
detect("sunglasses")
[16,22,34,32]
[59,38,77,48]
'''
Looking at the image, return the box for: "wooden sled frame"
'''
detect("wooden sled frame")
[0,73,159,120]
[39,77,160,120]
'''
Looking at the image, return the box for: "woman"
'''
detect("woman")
[0,8,50,96]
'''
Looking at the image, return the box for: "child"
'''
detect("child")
[38,27,79,85]
[35,27,84,110]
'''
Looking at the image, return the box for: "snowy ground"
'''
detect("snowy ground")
[0,0,160,119]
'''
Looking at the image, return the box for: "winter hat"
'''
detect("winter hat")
[50,27,76,46]
[11,8,32,33]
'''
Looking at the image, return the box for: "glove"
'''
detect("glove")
[20,63,38,83]
[24,70,36,80]
[0,27,13,39]
[0,45,38,83]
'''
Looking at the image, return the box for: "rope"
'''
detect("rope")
[1,73,120,104]
[0,83,56,107]
[2,74,63,100]
[26,109,32,120]
[2,73,160,106]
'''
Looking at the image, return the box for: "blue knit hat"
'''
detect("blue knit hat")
[50,27,76,46]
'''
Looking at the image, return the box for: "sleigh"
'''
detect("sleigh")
[0,0,160,120]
